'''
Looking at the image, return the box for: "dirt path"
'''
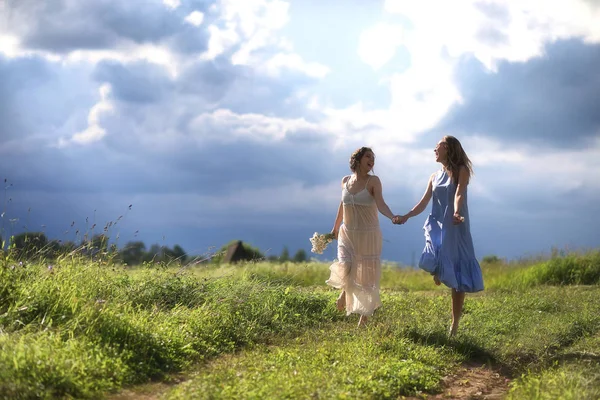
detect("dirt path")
[407,361,511,400]
[107,377,187,400]
[108,361,511,400]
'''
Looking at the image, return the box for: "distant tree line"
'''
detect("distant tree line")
[2,232,310,266]
[2,232,187,265]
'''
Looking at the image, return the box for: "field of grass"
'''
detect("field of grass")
[1,250,599,399]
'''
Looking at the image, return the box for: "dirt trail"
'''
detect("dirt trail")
[107,378,186,400]
[408,361,511,400]
[108,361,511,400]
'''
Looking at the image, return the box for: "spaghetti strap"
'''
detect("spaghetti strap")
[364,175,371,190]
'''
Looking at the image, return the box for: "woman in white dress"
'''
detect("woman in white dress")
[326,147,398,327]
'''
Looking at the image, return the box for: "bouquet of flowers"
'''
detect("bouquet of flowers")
[310,232,335,254]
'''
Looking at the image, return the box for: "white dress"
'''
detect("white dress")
[326,176,383,316]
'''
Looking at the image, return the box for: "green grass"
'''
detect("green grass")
[167,325,460,399]
[507,361,600,400]
[0,259,339,399]
[164,286,600,399]
[0,250,599,399]
[506,329,600,399]
[186,248,600,292]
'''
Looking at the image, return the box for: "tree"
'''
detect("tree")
[119,241,146,265]
[47,240,62,258]
[60,241,77,254]
[171,244,187,263]
[144,244,162,263]
[293,249,307,263]
[482,255,502,264]
[280,246,290,262]
[90,234,109,253]
[12,232,48,259]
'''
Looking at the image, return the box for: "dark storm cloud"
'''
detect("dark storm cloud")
[176,56,248,102]
[93,61,174,104]
[90,53,322,120]
[1,0,207,53]
[436,39,600,148]
[167,24,210,54]
[0,54,95,142]
[1,105,338,196]
[173,54,324,117]
[0,56,51,140]
[167,134,339,191]
[217,70,323,118]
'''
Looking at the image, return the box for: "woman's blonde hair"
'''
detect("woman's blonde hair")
[442,135,473,184]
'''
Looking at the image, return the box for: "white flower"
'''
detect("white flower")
[309,232,335,254]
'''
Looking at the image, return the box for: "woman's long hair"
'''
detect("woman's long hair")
[443,135,473,184]
[349,147,374,172]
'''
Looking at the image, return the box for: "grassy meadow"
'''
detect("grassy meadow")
[1,250,599,399]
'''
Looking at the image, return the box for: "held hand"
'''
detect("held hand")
[392,215,409,225]
[330,228,339,240]
[453,212,465,225]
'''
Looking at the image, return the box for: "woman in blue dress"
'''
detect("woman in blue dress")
[394,135,484,336]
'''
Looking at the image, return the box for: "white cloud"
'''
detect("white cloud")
[163,0,181,9]
[439,135,600,210]
[384,0,600,70]
[202,0,329,79]
[0,34,181,77]
[1,0,325,82]
[0,35,21,58]
[465,136,526,167]
[66,44,182,77]
[189,108,322,142]
[322,0,600,152]
[357,23,405,70]
[184,11,205,27]
[263,53,330,78]
[202,23,241,60]
[59,84,113,147]
[201,0,289,61]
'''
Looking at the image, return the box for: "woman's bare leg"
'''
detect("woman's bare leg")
[358,315,368,327]
[336,290,346,311]
[450,289,465,336]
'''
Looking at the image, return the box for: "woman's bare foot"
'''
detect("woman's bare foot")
[358,315,368,327]
[448,323,458,337]
[336,292,346,312]
[433,275,441,286]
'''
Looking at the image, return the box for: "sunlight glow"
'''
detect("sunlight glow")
[185,11,205,26]
[357,23,404,70]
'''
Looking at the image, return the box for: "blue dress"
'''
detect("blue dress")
[418,169,484,292]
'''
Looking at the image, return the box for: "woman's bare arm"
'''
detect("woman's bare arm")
[453,166,469,224]
[331,201,343,238]
[331,176,349,238]
[371,176,395,220]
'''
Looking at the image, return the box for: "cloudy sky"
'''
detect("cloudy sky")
[1,0,599,265]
